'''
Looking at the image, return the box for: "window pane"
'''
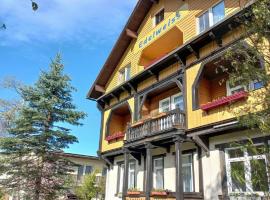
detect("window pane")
[251,159,268,191]
[247,145,265,156]
[155,9,164,25]
[77,165,84,181]
[153,158,164,189]
[253,81,263,90]
[125,66,131,81]
[183,165,192,192]
[172,95,184,110]
[85,165,93,174]
[118,164,124,193]
[128,162,136,189]
[182,155,193,192]
[160,99,170,112]
[230,161,246,192]
[231,87,245,94]
[228,148,244,159]
[156,168,164,189]
[213,1,225,24]
[199,11,209,33]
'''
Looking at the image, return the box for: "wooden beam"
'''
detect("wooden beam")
[95,84,105,93]
[174,53,186,67]
[127,82,136,93]
[150,0,159,3]
[123,149,130,200]
[187,45,200,59]
[130,152,142,165]
[209,31,222,47]
[173,78,183,91]
[193,135,209,156]
[126,28,138,39]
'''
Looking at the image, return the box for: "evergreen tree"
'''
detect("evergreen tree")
[0,54,86,200]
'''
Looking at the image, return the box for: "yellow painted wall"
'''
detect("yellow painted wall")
[100,0,250,153]
[105,0,243,94]
[101,98,135,153]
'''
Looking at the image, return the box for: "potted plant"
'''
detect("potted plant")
[127,188,141,195]
[151,189,168,196]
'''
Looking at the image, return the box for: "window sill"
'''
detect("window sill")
[200,91,248,112]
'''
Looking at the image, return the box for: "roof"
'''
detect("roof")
[58,152,101,160]
[87,0,153,100]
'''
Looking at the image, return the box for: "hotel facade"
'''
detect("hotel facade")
[87,0,269,200]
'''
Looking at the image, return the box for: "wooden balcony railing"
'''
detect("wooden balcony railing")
[127,109,185,142]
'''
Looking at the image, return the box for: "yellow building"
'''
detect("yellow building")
[87,0,268,200]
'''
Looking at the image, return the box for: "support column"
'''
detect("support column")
[123,148,130,200]
[175,136,184,200]
[198,147,204,195]
[145,142,153,200]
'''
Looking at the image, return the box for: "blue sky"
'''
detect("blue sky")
[0,0,137,156]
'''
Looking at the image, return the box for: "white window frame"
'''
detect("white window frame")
[171,93,184,110]
[159,97,171,113]
[128,161,136,189]
[226,80,247,96]
[153,157,164,189]
[197,0,225,34]
[118,65,131,85]
[153,7,165,27]
[249,80,263,90]
[225,144,270,196]
[182,154,194,192]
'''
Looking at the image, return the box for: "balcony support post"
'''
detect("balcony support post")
[123,148,130,200]
[145,142,154,200]
[175,136,184,200]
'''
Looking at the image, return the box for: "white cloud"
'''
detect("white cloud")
[0,0,137,47]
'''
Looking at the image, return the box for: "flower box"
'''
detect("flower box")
[200,91,248,112]
[105,132,125,142]
[151,191,168,196]
[127,191,141,195]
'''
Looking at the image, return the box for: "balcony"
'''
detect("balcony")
[126,109,185,142]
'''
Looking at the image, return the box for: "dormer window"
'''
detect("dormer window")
[118,64,131,85]
[197,1,225,33]
[154,9,164,26]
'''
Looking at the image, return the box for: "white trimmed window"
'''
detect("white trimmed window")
[159,97,171,113]
[226,81,247,96]
[128,161,136,189]
[118,65,131,85]
[197,1,225,33]
[172,93,184,110]
[182,154,194,192]
[225,144,269,195]
[159,93,184,113]
[153,157,164,189]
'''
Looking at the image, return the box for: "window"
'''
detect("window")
[225,145,269,194]
[117,163,125,194]
[118,65,131,84]
[159,97,170,113]
[159,93,184,113]
[154,9,165,26]
[198,1,225,33]
[182,154,194,192]
[153,157,164,189]
[77,165,84,181]
[172,93,184,110]
[226,81,247,96]
[250,80,263,90]
[85,165,93,174]
[128,161,136,189]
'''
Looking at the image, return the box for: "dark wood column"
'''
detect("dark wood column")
[145,142,153,200]
[175,136,184,200]
[198,147,204,195]
[123,148,130,200]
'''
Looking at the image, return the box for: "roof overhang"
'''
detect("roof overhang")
[87,0,153,100]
